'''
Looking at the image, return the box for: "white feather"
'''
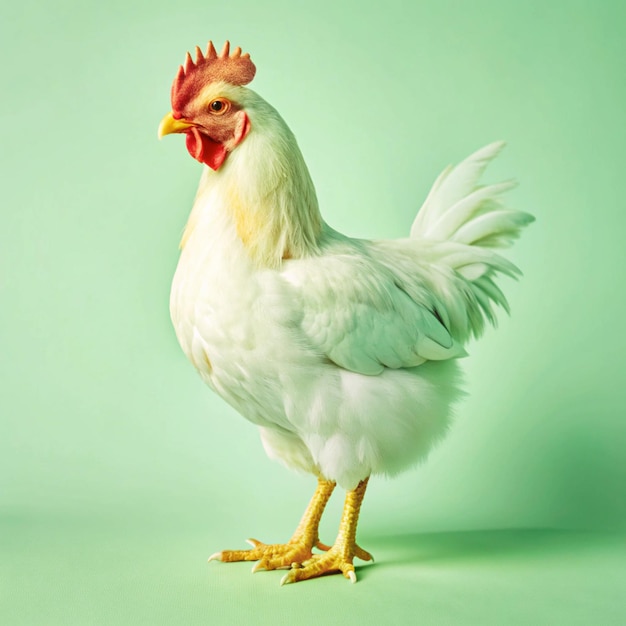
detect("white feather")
[169,88,533,488]
[411,141,507,235]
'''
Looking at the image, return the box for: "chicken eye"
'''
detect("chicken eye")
[209,99,230,115]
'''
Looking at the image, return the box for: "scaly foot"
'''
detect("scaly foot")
[208,537,330,572]
[208,478,336,572]
[281,478,373,584]
[280,542,373,584]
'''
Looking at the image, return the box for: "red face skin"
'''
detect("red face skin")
[174,97,251,170]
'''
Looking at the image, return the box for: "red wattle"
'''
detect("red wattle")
[233,112,251,146]
[185,127,228,171]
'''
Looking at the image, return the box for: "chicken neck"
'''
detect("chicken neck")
[204,103,325,269]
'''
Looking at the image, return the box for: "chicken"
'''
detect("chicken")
[158,41,534,585]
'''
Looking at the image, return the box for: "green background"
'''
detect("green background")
[2,0,625,624]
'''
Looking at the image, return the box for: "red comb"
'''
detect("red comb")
[171,41,256,115]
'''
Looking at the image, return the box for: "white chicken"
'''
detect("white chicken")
[159,41,534,584]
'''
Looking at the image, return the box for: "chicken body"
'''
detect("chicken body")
[162,42,533,583]
[170,180,463,490]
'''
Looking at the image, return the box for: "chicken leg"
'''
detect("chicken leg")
[281,477,373,584]
[208,478,335,571]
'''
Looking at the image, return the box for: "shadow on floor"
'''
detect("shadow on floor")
[354,527,624,579]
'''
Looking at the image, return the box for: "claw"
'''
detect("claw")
[347,570,357,584]
[251,561,266,574]
[354,545,374,562]
[207,551,222,563]
[280,571,294,586]
[246,538,262,548]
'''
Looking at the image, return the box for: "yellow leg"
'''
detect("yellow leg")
[208,478,335,571]
[281,477,373,585]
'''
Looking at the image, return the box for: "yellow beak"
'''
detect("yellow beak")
[158,112,195,139]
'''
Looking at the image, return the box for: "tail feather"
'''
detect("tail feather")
[411,141,534,340]
[429,243,521,280]
[473,275,510,315]
[420,181,517,242]
[411,140,508,237]
[453,208,533,248]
